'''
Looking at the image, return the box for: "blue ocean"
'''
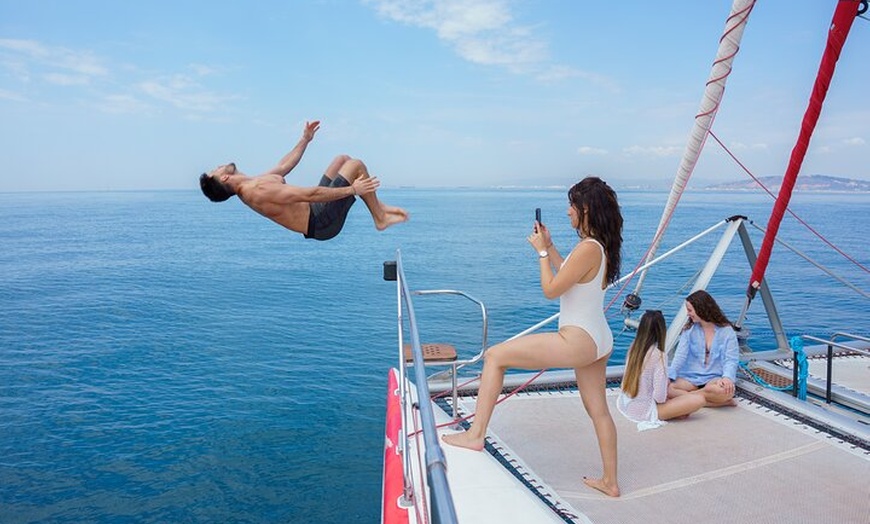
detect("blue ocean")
[1,188,867,523]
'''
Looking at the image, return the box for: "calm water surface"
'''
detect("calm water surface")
[0,188,867,522]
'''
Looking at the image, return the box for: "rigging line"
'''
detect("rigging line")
[606,211,719,314]
[607,262,704,324]
[746,220,870,299]
[738,362,793,392]
[613,323,632,343]
[606,219,671,312]
[419,369,548,432]
[707,129,869,275]
[644,271,702,320]
[430,375,480,400]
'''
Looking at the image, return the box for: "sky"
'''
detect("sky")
[1,0,868,191]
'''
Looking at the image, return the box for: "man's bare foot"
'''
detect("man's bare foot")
[375,206,409,231]
[583,476,620,497]
[383,204,408,216]
[441,432,484,451]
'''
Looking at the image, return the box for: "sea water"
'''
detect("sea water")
[0,188,867,523]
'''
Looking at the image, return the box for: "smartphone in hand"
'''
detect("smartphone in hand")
[535,208,542,232]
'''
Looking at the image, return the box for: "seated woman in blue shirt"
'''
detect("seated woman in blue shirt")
[668,290,739,407]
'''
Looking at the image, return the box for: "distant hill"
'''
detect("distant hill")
[705,174,870,192]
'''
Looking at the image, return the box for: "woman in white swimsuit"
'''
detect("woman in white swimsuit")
[443,176,623,498]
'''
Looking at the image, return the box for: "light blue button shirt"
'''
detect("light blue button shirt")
[668,323,739,385]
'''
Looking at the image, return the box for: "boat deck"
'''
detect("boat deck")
[805,354,868,395]
[436,385,870,524]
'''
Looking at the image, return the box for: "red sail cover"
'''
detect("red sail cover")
[747,0,860,298]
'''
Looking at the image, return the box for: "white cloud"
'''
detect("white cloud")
[365,0,551,75]
[534,64,578,83]
[578,146,608,156]
[622,145,682,157]
[807,136,864,156]
[188,63,219,76]
[0,38,47,56]
[0,56,31,82]
[0,38,238,115]
[0,38,107,78]
[728,141,768,151]
[0,88,27,101]
[366,1,620,89]
[139,74,240,113]
[44,72,90,86]
[98,94,152,115]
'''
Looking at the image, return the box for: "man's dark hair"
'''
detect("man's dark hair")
[199,173,233,202]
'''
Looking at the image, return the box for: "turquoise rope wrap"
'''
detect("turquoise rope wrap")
[790,336,808,400]
[739,362,792,392]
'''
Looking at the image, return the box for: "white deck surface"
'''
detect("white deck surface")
[433,387,870,524]
[806,355,869,395]
[423,402,566,523]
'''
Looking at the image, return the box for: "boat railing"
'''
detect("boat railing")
[384,252,458,524]
[801,332,870,404]
[410,289,488,421]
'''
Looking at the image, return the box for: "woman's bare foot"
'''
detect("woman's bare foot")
[707,398,738,408]
[583,476,620,497]
[375,206,409,231]
[441,432,484,451]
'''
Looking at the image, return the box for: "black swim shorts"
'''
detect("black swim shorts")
[304,174,356,241]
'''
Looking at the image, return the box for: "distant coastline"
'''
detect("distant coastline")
[436,174,870,193]
[702,174,870,193]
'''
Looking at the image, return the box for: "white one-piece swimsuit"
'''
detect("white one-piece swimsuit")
[558,238,613,359]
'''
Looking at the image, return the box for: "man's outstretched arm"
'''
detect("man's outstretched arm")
[266,120,320,177]
[270,176,379,204]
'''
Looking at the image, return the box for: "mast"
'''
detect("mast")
[627,0,756,309]
[736,0,862,327]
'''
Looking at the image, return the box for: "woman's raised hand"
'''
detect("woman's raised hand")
[528,221,549,252]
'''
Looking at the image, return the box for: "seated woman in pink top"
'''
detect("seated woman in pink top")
[617,310,705,431]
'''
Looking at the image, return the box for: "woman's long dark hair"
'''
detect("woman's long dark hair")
[621,310,667,398]
[683,289,731,329]
[568,176,623,285]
